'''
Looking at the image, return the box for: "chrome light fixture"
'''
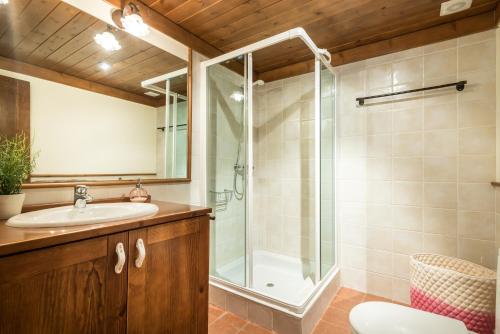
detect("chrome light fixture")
[94,26,122,51]
[112,3,149,37]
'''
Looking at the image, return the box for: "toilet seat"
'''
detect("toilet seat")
[349,301,470,334]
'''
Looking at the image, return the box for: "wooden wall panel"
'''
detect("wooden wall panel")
[0,74,30,138]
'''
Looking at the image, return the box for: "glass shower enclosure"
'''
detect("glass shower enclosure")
[201,28,336,312]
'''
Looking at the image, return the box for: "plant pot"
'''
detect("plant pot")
[0,193,26,220]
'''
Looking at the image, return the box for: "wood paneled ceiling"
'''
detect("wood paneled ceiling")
[0,0,186,106]
[125,0,499,80]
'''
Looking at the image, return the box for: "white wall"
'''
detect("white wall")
[336,29,497,303]
[22,51,207,206]
[0,68,157,175]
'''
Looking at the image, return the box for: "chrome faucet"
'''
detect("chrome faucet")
[74,185,93,208]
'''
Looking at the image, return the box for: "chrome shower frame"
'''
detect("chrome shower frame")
[200,28,338,314]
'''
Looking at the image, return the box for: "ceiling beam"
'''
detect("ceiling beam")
[0,56,162,107]
[258,10,497,82]
[104,0,223,58]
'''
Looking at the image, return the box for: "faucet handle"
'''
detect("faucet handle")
[75,185,88,195]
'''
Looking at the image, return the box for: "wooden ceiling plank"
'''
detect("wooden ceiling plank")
[25,12,97,65]
[64,30,150,76]
[210,0,355,49]
[0,55,159,107]
[105,0,223,57]
[182,0,284,37]
[165,0,223,24]
[307,0,497,53]
[38,20,106,69]
[331,10,497,65]
[10,2,80,60]
[0,0,60,54]
[149,0,188,16]
[176,0,247,29]
[0,0,31,39]
[86,47,164,81]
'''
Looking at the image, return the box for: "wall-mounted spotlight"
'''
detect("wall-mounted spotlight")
[111,2,150,37]
[94,25,122,51]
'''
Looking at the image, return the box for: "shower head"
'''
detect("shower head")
[253,80,265,86]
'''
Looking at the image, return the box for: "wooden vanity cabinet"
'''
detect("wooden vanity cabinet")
[0,215,209,334]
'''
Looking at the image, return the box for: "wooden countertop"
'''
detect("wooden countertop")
[0,201,211,257]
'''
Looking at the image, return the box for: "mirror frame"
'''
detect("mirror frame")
[21,49,193,189]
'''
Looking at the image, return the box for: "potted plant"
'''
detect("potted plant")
[0,134,36,219]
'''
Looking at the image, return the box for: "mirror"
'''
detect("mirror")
[0,0,191,188]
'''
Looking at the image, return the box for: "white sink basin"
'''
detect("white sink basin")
[6,202,159,228]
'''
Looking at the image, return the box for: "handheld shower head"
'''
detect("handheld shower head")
[253,80,265,86]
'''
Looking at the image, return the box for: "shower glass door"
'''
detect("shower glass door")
[206,56,247,287]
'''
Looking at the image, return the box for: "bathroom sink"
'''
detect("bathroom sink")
[6,202,159,228]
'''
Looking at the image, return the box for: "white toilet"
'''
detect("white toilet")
[349,301,471,334]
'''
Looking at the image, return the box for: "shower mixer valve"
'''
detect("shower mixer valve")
[234,164,245,176]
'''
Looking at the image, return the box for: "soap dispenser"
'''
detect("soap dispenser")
[129,178,149,202]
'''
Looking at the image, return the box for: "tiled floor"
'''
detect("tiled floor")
[208,287,392,334]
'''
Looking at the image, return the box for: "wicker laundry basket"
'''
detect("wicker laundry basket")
[410,253,496,334]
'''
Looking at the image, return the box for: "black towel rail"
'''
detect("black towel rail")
[356,80,467,106]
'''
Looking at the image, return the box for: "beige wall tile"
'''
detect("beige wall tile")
[248,301,273,329]
[392,57,423,85]
[367,64,392,90]
[366,158,392,180]
[424,130,457,156]
[392,278,411,304]
[458,238,496,269]
[459,127,495,155]
[424,49,457,79]
[458,99,495,128]
[458,41,495,72]
[458,211,495,241]
[393,157,423,181]
[424,182,457,209]
[394,133,423,156]
[367,249,393,275]
[367,181,392,204]
[367,111,392,134]
[424,103,457,130]
[392,206,423,231]
[458,155,495,182]
[393,230,423,255]
[458,183,495,211]
[423,233,457,256]
[367,227,393,251]
[226,294,248,319]
[393,254,411,279]
[393,182,422,206]
[367,205,392,227]
[367,134,392,157]
[366,272,393,300]
[393,108,423,133]
[424,157,457,181]
[423,208,457,236]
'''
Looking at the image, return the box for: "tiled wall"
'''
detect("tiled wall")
[252,73,316,265]
[337,29,497,303]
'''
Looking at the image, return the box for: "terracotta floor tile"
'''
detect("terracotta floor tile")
[363,293,391,303]
[209,313,247,334]
[312,320,350,334]
[209,305,225,325]
[238,322,274,334]
[321,307,350,327]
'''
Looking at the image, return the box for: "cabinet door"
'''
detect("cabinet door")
[127,216,209,334]
[0,233,128,334]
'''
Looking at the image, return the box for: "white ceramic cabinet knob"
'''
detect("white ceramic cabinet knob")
[135,238,146,268]
[115,242,126,274]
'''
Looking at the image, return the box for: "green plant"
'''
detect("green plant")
[0,133,36,195]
